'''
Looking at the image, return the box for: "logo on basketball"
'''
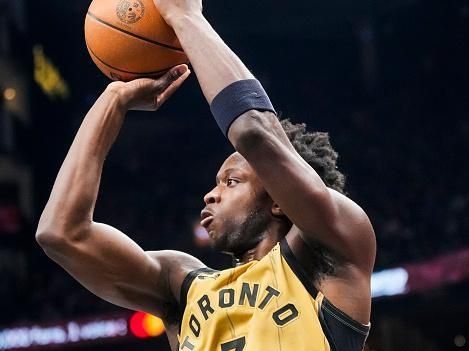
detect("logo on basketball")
[116,0,145,24]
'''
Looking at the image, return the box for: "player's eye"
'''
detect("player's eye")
[227,178,239,187]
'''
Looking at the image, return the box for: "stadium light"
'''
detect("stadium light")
[371,267,409,298]
[129,312,165,338]
[3,88,16,101]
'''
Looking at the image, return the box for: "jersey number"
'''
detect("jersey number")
[221,336,246,351]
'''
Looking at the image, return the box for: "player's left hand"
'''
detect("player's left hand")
[108,64,191,111]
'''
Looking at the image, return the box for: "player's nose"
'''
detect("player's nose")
[203,186,221,205]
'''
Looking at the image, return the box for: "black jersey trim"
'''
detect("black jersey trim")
[279,238,319,297]
[280,238,370,350]
[322,298,370,335]
[319,298,370,351]
[179,267,219,317]
[318,305,339,351]
[178,267,219,336]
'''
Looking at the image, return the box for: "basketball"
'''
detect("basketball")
[84,0,188,81]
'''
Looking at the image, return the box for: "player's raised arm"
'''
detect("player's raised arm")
[153,2,253,103]
[35,66,203,318]
[155,2,375,270]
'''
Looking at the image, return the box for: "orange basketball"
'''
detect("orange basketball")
[84,0,187,81]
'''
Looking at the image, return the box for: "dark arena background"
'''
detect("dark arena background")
[1,0,469,350]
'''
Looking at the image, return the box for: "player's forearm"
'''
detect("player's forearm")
[37,88,126,240]
[170,14,254,103]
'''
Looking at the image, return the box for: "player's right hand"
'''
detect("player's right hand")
[153,0,203,27]
[107,64,190,111]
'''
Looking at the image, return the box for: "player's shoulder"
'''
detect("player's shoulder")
[327,188,376,269]
[145,250,206,305]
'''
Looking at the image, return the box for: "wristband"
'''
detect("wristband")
[210,79,276,137]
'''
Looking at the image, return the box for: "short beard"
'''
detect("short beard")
[213,207,271,257]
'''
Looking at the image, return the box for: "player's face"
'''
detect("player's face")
[201,152,274,255]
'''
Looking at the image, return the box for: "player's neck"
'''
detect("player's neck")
[235,231,284,266]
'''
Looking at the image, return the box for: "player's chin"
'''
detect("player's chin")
[209,230,231,251]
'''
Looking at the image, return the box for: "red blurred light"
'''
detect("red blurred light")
[129,312,165,339]
[129,312,148,338]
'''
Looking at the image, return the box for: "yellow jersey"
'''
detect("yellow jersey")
[178,240,369,351]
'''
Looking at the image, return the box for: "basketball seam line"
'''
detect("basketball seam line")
[87,11,184,52]
[87,44,174,75]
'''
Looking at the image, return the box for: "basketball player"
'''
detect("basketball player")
[36,1,376,350]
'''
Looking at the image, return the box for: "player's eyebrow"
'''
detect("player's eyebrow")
[215,167,241,184]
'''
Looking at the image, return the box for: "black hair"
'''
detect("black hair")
[280,118,344,279]
[280,119,346,194]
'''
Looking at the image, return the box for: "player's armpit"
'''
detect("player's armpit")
[228,110,376,272]
[36,222,204,319]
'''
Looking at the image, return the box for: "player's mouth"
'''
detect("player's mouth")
[200,208,215,228]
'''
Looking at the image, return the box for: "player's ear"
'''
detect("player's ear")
[271,202,285,218]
